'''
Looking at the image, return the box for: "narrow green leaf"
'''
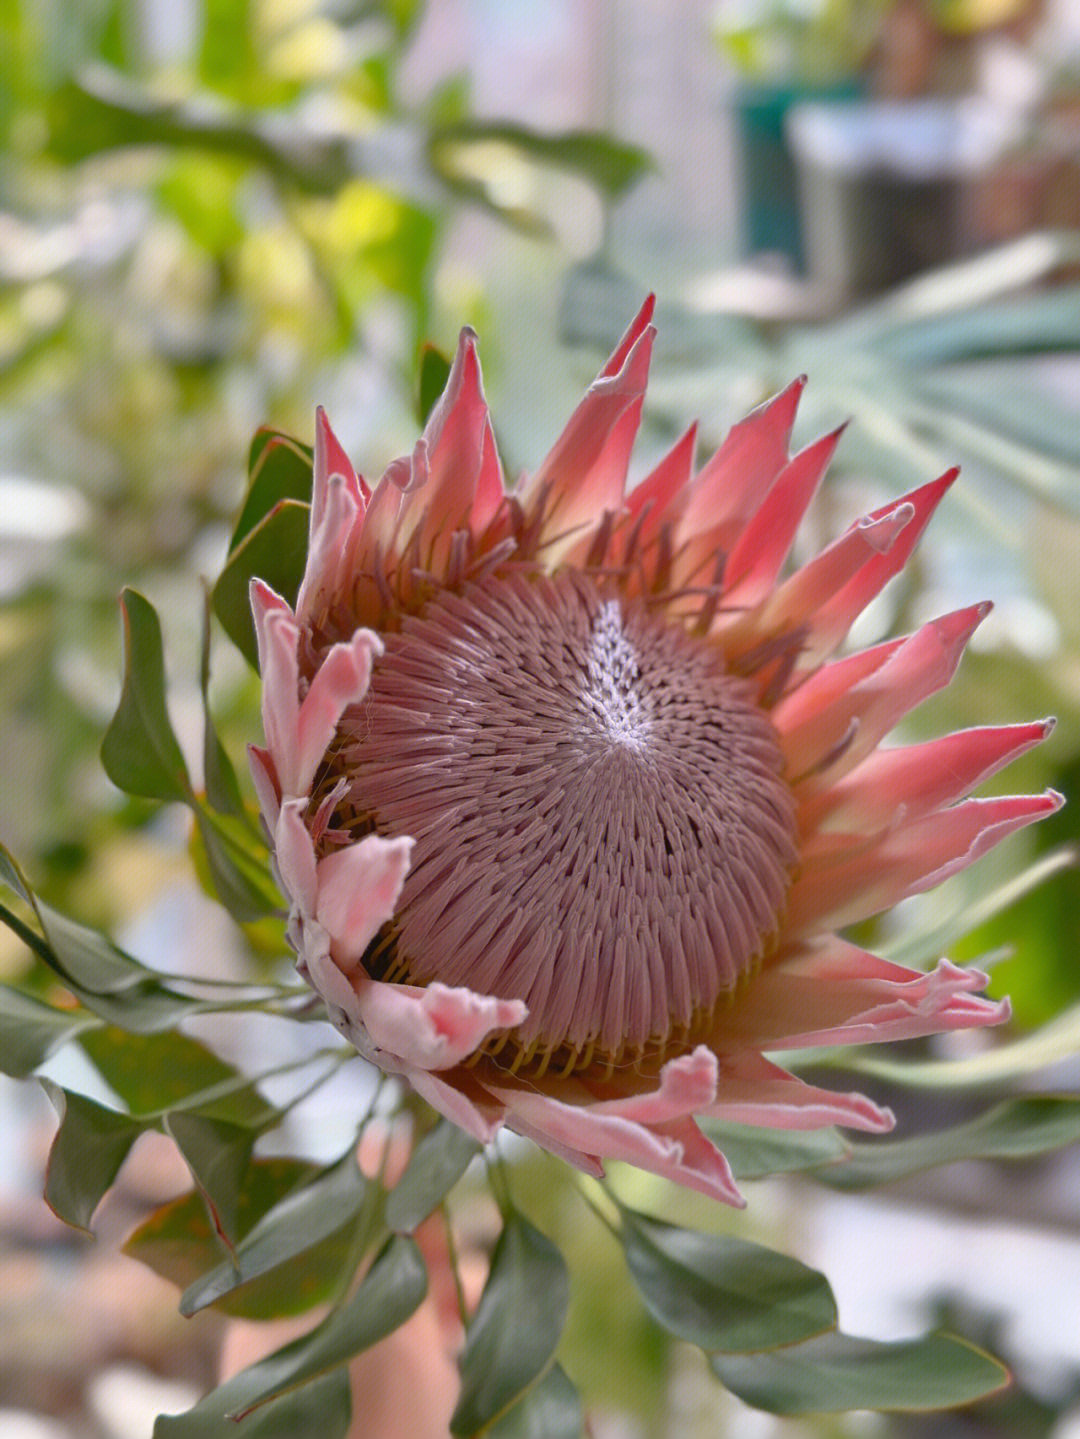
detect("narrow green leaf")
[711,1330,1010,1415]
[452,1212,570,1437]
[165,1111,259,1253]
[813,1095,1080,1192]
[485,1364,583,1439]
[618,1206,836,1354]
[101,589,192,802]
[385,1120,480,1234]
[232,431,313,553]
[192,806,280,923]
[158,1236,426,1432]
[180,1150,369,1315]
[417,342,451,424]
[199,590,245,817]
[702,1122,849,1181]
[41,1082,146,1232]
[0,985,99,1078]
[155,1366,351,1439]
[212,499,310,669]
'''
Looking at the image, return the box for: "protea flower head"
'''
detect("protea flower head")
[249,298,1059,1206]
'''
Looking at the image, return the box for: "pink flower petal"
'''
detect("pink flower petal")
[804,719,1056,832]
[274,797,319,917]
[421,328,506,554]
[583,1046,719,1123]
[248,743,281,825]
[723,425,844,606]
[315,832,414,969]
[355,978,526,1071]
[777,604,991,780]
[676,376,805,542]
[788,790,1063,934]
[519,307,656,544]
[721,940,1010,1051]
[293,629,382,798]
[490,1079,744,1206]
[250,581,302,793]
[704,1052,895,1133]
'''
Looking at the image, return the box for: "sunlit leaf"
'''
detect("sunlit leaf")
[430,121,653,202]
[812,1095,1080,1191]
[711,1330,1010,1415]
[101,588,192,803]
[452,1211,570,1437]
[78,1025,273,1121]
[233,431,313,553]
[417,342,451,425]
[41,1081,146,1232]
[180,1150,369,1315]
[485,1364,583,1439]
[618,1206,836,1354]
[385,1120,479,1234]
[212,498,311,669]
[155,1371,351,1439]
[0,984,99,1078]
[158,1235,426,1431]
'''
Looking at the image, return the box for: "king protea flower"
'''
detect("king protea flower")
[249,298,1059,1206]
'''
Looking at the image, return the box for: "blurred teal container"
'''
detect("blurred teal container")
[733,79,863,271]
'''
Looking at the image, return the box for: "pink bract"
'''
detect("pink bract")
[249,298,1059,1206]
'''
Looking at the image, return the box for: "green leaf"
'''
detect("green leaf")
[485,1364,583,1439]
[165,1111,260,1253]
[710,1331,1010,1415]
[452,1212,570,1437]
[199,591,245,817]
[430,121,653,202]
[155,1371,351,1439]
[385,1120,480,1234]
[813,1095,1080,1192]
[158,1235,426,1432]
[0,984,99,1078]
[180,1150,369,1315]
[417,342,451,425]
[78,1025,271,1120]
[618,1206,836,1354]
[232,431,313,553]
[1,864,209,1033]
[703,1121,849,1181]
[101,589,192,803]
[191,806,280,923]
[125,1156,337,1318]
[212,498,311,669]
[41,1082,146,1231]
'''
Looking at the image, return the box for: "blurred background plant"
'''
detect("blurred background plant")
[3,2,1080,1437]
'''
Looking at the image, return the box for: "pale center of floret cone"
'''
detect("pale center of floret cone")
[324,568,798,1077]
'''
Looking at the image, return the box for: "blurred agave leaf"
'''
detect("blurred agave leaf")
[812,1094,1080,1189]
